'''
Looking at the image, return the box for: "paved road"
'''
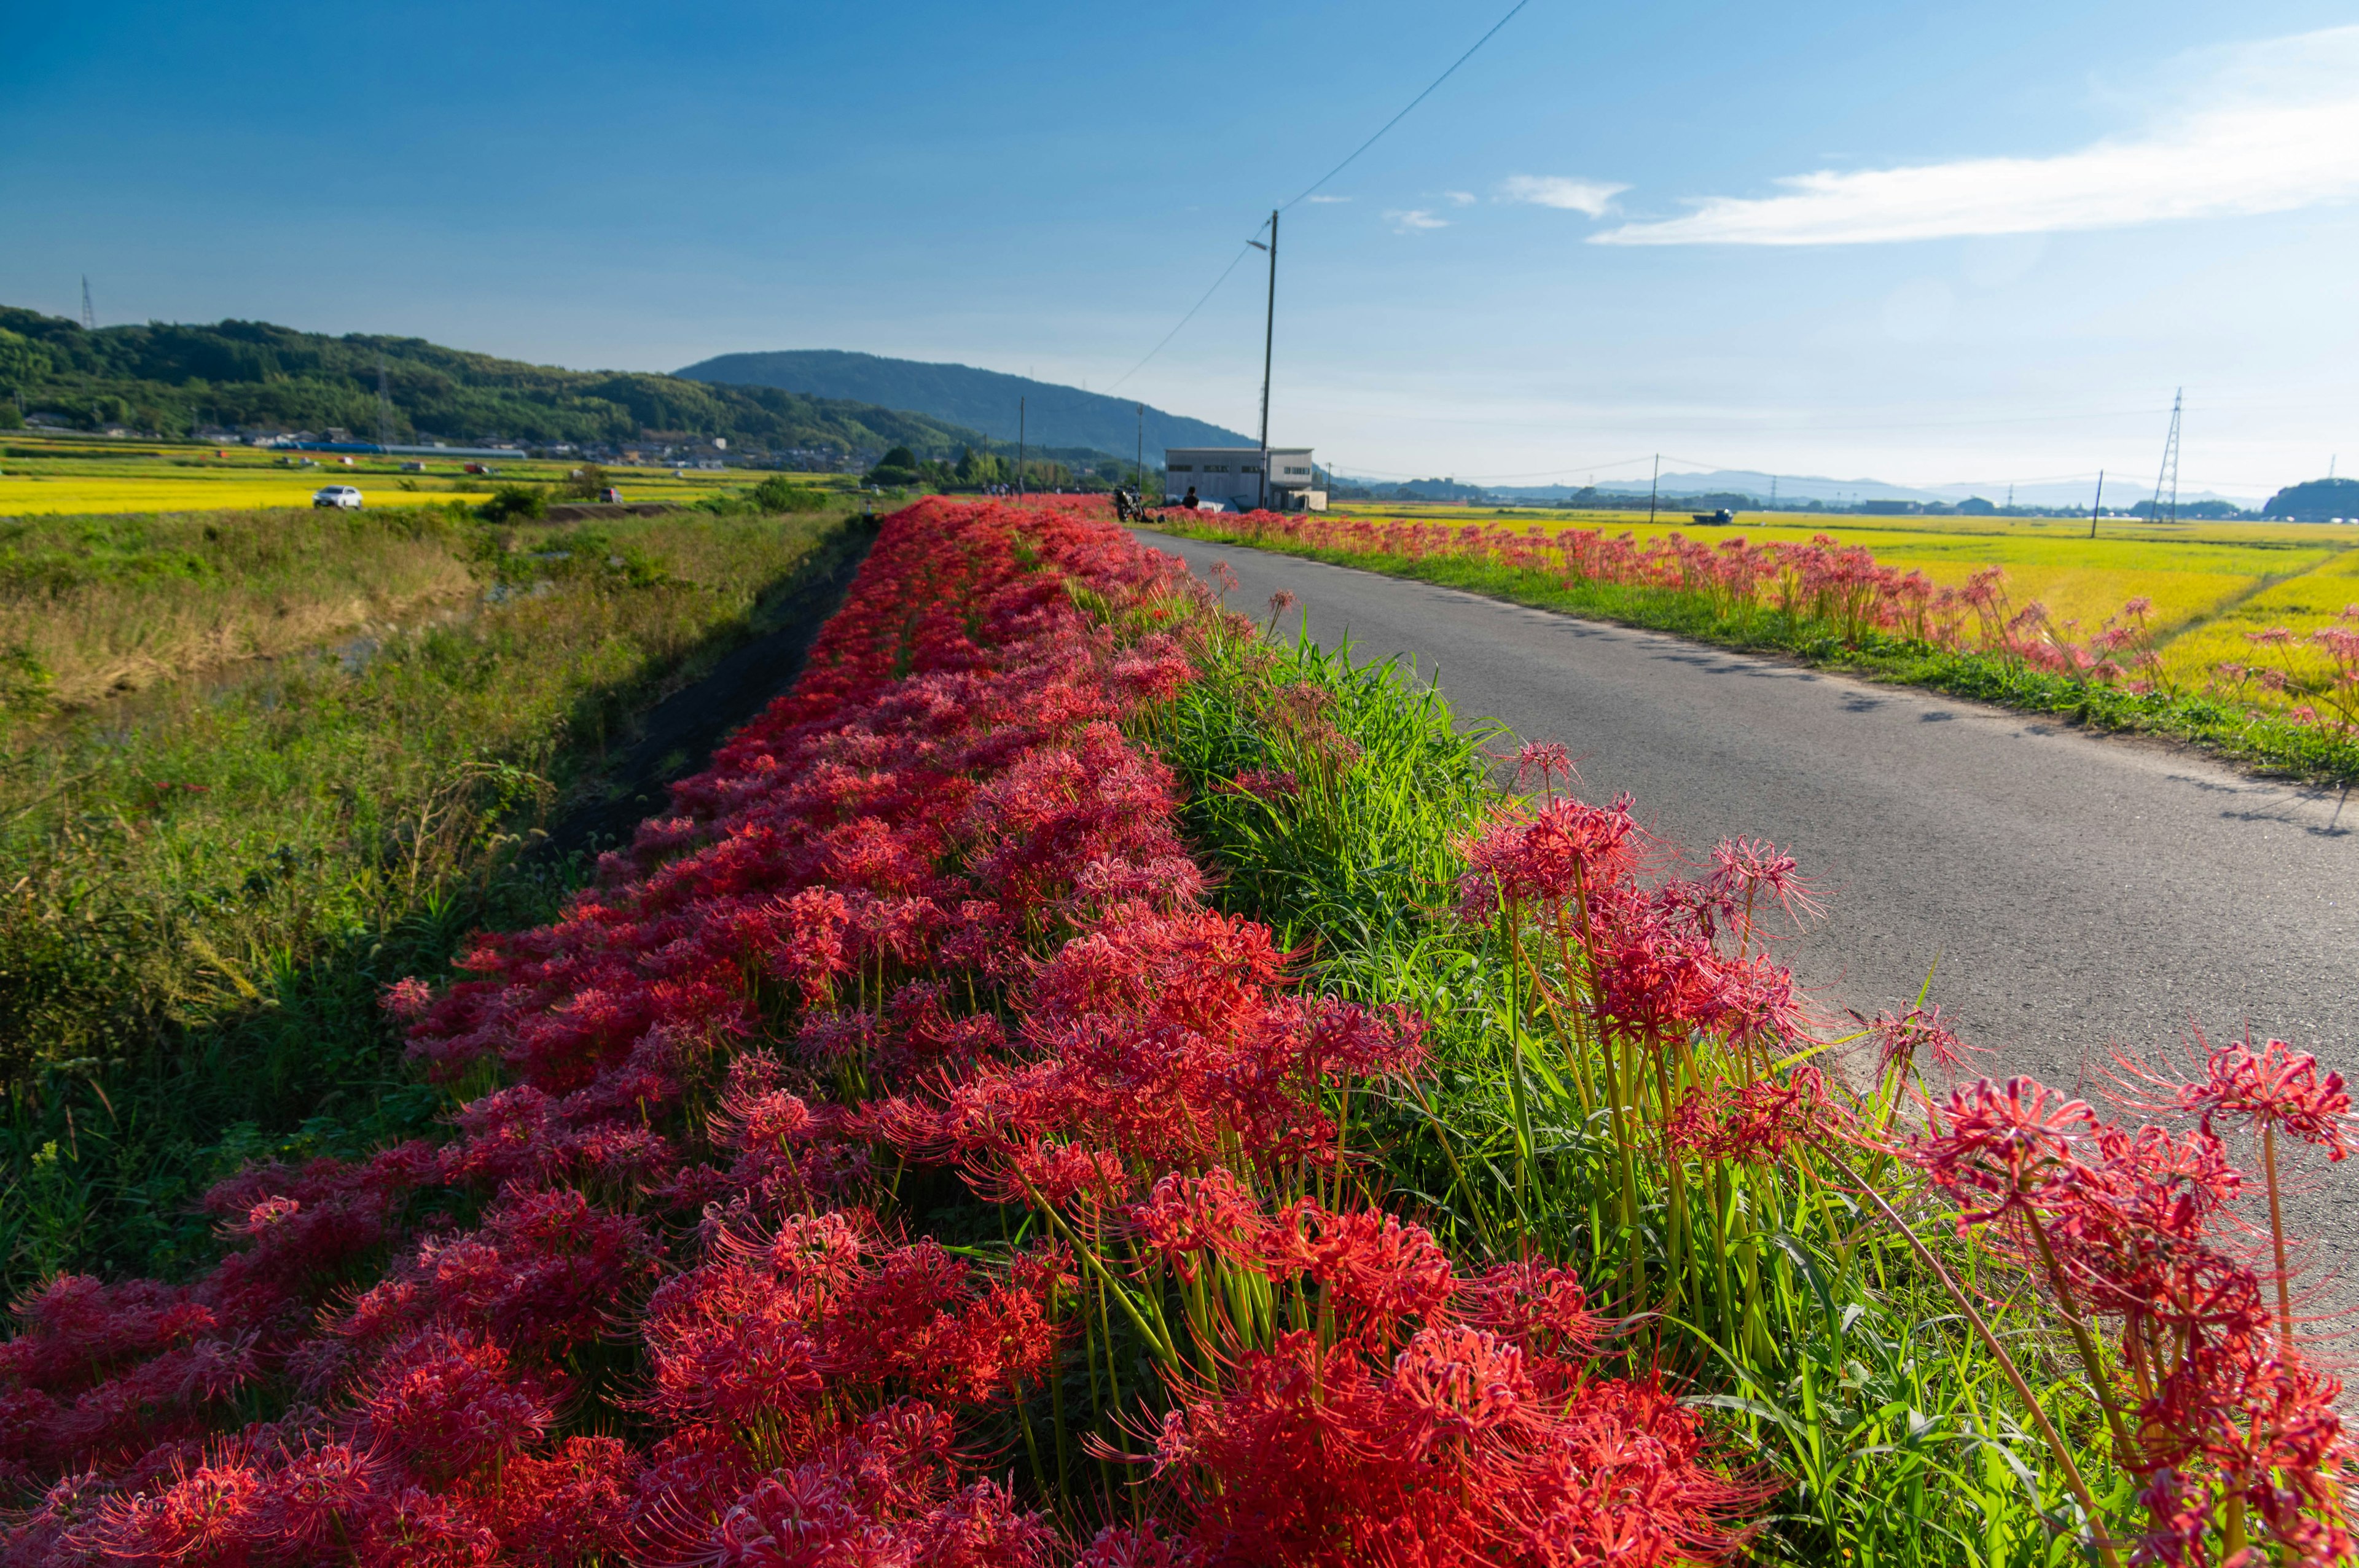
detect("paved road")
[1136,526,2359,1185]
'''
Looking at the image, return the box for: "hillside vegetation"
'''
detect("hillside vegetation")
[679,346,1253,453]
[0,306,988,459]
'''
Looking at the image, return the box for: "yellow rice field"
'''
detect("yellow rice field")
[0,436,769,518]
[1334,502,2357,674]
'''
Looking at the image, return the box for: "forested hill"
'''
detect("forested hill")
[0,307,989,459]
[676,349,1253,455]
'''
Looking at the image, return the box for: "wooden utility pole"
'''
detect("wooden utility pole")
[1017,397,1026,501]
[2089,469,2105,539]
[1648,453,1661,525]
[1256,209,1278,512]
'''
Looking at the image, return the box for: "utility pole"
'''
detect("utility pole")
[1648,453,1660,525]
[2089,469,2105,540]
[2150,388,2182,526]
[376,357,395,450]
[1254,209,1278,512]
[79,277,95,331]
[1017,397,1026,501]
[1136,402,1145,496]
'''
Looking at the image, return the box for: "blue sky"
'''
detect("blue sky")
[6,0,2356,499]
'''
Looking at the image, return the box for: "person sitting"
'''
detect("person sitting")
[1180,485,1199,510]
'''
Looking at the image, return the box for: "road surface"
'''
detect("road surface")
[1135,525,2359,1266]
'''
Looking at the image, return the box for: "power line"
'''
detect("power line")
[1107,0,1532,394]
[1279,0,1532,211]
[1106,240,1262,392]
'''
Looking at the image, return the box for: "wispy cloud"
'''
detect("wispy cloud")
[1497,174,1628,217]
[1444,190,1477,206]
[1305,194,1353,205]
[1594,26,2359,245]
[1385,209,1449,233]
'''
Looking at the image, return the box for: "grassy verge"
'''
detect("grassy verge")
[0,502,869,1291]
[1156,517,2359,785]
[1152,623,2130,1566]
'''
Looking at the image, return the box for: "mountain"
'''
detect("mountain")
[675,349,1253,459]
[1479,468,2261,512]
[0,307,988,461]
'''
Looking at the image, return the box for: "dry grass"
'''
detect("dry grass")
[0,507,479,710]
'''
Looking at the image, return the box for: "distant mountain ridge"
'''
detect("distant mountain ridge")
[1473,468,2261,510]
[676,349,1253,459]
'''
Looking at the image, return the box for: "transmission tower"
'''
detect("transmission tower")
[376,357,395,448]
[2149,388,2182,525]
[79,276,95,330]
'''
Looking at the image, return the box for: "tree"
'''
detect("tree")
[479,484,548,523]
[2261,477,2359,522]
[0,329,48,394]
[953,445,1003,487]
[866,446,923,487]
[559,462,609,500]
[749,474,826,513]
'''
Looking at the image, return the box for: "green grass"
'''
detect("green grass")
[0,502,869,1292]
[1159,518,2359,784]
[1149,620,2129,1566]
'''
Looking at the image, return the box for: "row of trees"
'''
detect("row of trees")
[865,444,1151,493]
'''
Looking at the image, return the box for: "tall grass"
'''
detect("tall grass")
[0,506,486,714]
[0,504,867,1290]
[1154,618,2134,1566]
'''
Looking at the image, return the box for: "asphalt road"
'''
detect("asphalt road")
[1135,523,2358,1115]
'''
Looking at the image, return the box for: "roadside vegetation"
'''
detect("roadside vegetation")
[1160,507,2359,783]
[0,497,2342,1566]
[0,497,868,1290]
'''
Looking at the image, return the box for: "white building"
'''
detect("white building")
[1164,446,1318,511]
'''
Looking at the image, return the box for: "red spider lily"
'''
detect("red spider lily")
[1911,1077,2101,1227]
[2178,1036,2353,1159]
[1455,795,1647,921]
[354,1324,558,1483]
[1867,1002,1978,1078]
[1667,1067,1841,1164]
[1511,740,1575,794]
[1150,1329,1767,1567]
[1707,837,1824,927]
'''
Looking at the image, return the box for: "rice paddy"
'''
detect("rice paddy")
[1337,501,2358,687]
[0,434,779,517]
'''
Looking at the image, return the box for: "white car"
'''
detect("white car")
[313,485,363,509]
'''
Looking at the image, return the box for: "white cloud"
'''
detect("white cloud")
[1594,25,2359,245]
[1444,190,1477,206]
[1497,174,1629,216]
[1385,209,1449,233]
[1305,194,1352,204]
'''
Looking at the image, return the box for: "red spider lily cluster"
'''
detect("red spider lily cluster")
[1189,509,2180,687]
[1439,757,2355,1561]
[1910,1044,2356,1563]
[2213,606,2359,733]
[0,500,1758,1567]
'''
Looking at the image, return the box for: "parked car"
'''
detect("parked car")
[313,485,363,509]
[598,486,623,504]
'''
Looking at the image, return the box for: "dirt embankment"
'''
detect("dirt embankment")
[539,515,878,857]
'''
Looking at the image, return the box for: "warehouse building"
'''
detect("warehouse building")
[1162,446,1321,512]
